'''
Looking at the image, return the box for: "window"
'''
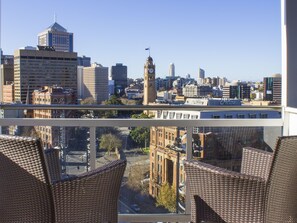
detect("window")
[249,114,257,118]
[183,114,190,119]
[212,115,220,119]
[169,112,175,119]
[225,114,233,118]
[176,113,182,119]
[237,114,245,118]
[260,113,268,118]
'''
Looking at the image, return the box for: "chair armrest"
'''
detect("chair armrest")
[52,159,126,223]
[44,148,61,183]
[241,147,273,180]
[184,160,266,223]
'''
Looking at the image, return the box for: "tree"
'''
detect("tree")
[156,182,176,212]
[129,113,150,147]
[99,133,122,155]
[79,97,98,117]
[127,163,149,194]
[102,95,123,117]
[130,127,150,147]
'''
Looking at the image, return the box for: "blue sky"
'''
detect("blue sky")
[1,0,281,81]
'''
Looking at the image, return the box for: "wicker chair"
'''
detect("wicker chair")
[0,134,126,223]
[184,135,297,223]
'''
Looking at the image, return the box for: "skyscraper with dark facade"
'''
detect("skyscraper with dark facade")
[263,74,282,104]
[38,22,73,52]
[77,55,91,67]
[223,82,250,99]
[110,63,127,95]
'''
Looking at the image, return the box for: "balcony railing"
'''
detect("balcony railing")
[0,104,283,223]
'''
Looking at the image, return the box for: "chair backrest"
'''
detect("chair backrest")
[44,148,62,183]
[0,135,54,222]
[265,136,297,223]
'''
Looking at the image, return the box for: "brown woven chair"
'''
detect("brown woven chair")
[184,135,297,223]
[0,134,126,223]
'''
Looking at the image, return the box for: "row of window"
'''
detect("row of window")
[212,113,268,119]
[18,56,77,61]
[159,111,269,119]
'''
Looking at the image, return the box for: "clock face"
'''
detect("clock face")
[148,68,154,74]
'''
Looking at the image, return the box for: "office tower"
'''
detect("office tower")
[169,63,175,77]
[263,74,282,104]
[198,68,205,79]
[212,76,220,87]
[1,54,14,65]
[108,80,115,97]
[0,56,14,102]
[83,63,109,104]
[143,56,156,105]
[14,47,77,104]
[33,86,75,148]
[223,81,251,99]
[110,63,127,95]
[197,68,205,85]
[38,22,73,52]
[77,55,91,67]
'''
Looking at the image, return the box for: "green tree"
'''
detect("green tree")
[156,183,176,212]
[102,95,123,117]
[99,133,122,155]
[79,97,98,117]
[129,113,150,147]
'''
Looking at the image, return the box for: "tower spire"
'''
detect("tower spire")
[145,47,150,57]
[54,12,57,23]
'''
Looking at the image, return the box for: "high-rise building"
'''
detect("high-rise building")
[197,68,205,85]
[14,47,77,104]
[110,63,128,95]
[169,63,175,77]
[0,57,14,102]
[83,63,109,104]
[77,55,91,67]
[143,56,156,105]
[38,22,73,52]
[223,81,250,99]
[263,74,282,104]
[198,68,205,79]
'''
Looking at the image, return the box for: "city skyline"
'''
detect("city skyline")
[1,0,281,81]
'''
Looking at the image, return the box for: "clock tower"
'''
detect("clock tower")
[143,56,156,105]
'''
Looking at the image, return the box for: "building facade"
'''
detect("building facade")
[169,63,175,77]
[32,86,75,148]
[38,22,73,52]
[14,48,77,104]
[223,82,251,99]
[0,61,14,102]
[77,55,91,67]
[83,63,109,104]
[182,84,212,97]
[149,126,186,199]
[263,74,282,104]
[143,56,157,105]
[110,63,127,95]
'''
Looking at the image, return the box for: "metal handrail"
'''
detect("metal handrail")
[0,103,282,111]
